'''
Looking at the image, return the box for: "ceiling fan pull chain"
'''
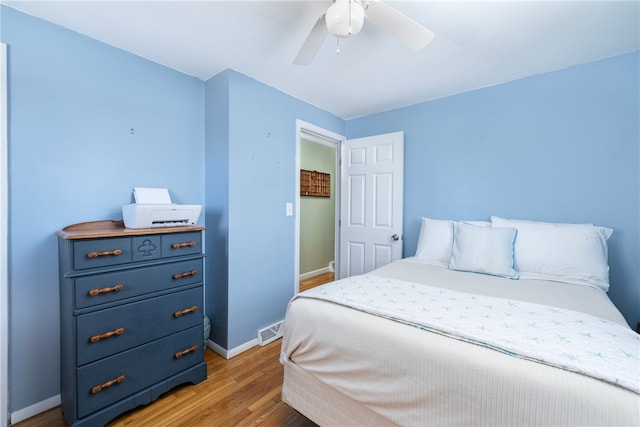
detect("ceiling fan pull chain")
[336,37,340,55]
[348,0,353,35]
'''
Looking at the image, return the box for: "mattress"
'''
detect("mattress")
[280,258,640,426]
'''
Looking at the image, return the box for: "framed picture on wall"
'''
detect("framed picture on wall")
[300,169,330,197]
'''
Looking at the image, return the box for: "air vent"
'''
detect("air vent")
[257,320,284,346]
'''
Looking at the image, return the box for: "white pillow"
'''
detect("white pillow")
[490,216,612,291]
[449,222,518,279]
[414,218,453,267]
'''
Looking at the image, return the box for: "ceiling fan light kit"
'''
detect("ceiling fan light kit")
[326,0,365,38]
[293,0,435,66]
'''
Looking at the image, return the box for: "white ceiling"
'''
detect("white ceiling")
[3,0,639,119]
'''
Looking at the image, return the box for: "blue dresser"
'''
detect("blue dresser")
[57,220,207,426]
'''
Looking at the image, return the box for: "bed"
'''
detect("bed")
[280,217,640,426]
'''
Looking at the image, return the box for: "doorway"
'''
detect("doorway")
[295,120,344,293]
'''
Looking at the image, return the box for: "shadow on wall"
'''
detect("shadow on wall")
[204,211,228,347]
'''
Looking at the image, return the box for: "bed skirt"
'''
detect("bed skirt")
[282,360,393,426]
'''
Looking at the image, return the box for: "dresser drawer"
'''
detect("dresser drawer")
[76,325,203,419]
[73,238,132,270]
[76,286,202,366]
[72,232,202,271]
[161,232,202,258]
[74,258,203,310]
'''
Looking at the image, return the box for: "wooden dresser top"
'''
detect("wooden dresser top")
[56,220,205,240]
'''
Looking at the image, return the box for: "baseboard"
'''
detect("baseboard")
[10,394,60,425]
[299,261,334,281]
[206,338,258,360]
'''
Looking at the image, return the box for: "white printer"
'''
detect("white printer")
[122,187,202,229]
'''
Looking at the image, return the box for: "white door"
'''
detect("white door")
[339,131,403,279]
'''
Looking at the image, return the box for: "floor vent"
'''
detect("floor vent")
[257,320,283,346]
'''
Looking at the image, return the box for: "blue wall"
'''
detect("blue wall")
[205,70,343,349]
[1,5,205,413]
[204,71,230,347]
[347,52,640,329]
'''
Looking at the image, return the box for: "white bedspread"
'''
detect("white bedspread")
[296,274,640,394]
[281,259,640,426]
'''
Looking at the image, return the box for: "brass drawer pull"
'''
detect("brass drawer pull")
[173,270,197,280]
[174,345,198,359]
[87,249,123,259]
[91,374,125,394]
[90,327,125,343]
[174,306,198,318]
[88,284,124,296]
[171,241,196,249]
[89,284,124,297]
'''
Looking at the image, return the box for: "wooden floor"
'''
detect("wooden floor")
[15,341,316,427]
[299,271,334,292]
[14,274,335,427]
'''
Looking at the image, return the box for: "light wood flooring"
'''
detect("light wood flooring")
[14,273,334,427]
[299,271,334,292]
[14,341,315,427]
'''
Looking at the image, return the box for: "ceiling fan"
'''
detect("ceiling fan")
[294,0,435,65]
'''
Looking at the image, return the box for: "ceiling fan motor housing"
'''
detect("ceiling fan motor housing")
[326,0,365,38]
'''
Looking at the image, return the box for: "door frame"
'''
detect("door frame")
[295,120,344,293]
[1,41,8,427]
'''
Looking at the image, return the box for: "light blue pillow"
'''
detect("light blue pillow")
[449,221,518,279]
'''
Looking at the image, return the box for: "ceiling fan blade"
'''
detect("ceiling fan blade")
[294,13,329,65]
[365,1,435,51]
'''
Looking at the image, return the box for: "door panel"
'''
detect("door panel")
[373,244,393,270]
[374,173,393,227]
[348,174,365,226]
[339,132,404,279]
[346,241,365,277]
